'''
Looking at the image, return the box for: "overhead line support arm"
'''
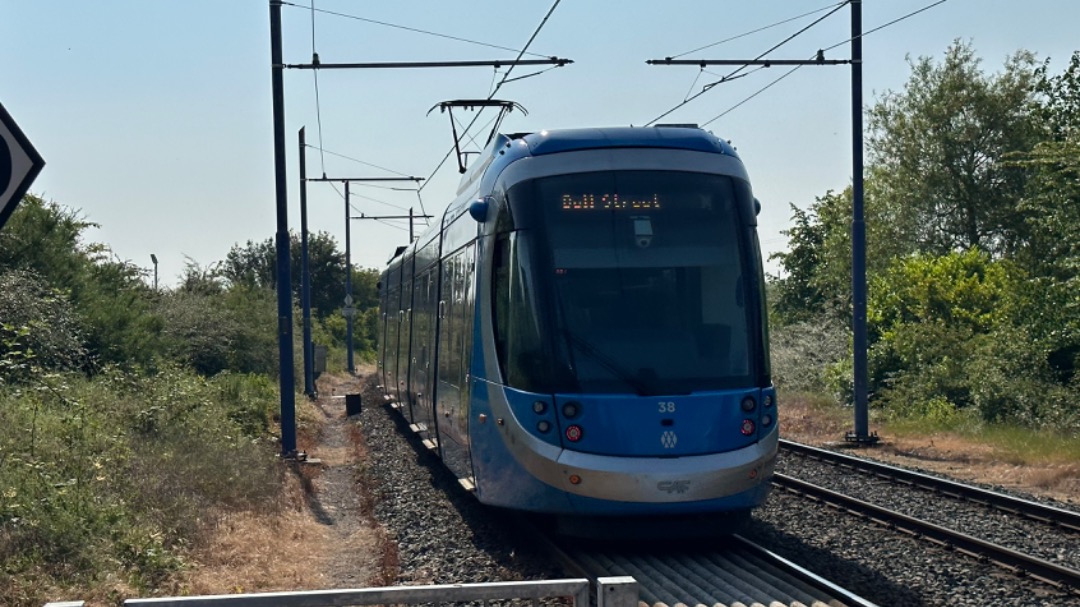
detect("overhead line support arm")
[647,58,851,66]
[282,58,572,70]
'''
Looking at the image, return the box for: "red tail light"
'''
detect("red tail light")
[741,419,756,436]
[565,425,583,442]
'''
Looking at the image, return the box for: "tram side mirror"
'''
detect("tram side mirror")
[469,197,491,222]
[754,198,762,216]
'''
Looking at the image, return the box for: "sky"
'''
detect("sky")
[2,1,1079,288]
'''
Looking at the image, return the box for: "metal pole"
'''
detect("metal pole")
[345,181,355,374]
[299,127,314,397]
[270,0,297,456]
[849,0,872,444]
[409,207,414,242]
[150,254,158,290]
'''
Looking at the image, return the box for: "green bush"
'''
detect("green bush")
[0,366,283,604]
[0,270,87,381]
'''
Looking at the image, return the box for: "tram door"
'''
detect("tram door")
[410,268,439,441]
[436,243,476,481]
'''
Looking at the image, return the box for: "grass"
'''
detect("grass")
[0,365,296,607]
[782,390,1080,499]
[885,413,1080,465]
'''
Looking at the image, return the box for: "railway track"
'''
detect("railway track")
[776,440,1080,596]
[518,517,879,607]
[780,439,1080,531]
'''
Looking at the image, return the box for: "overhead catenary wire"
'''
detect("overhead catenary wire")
[820,0,949,53]
[698,0,952,127]
[645,0,850,126]
[419,0,563,194]
[349,190,411,212]
[671,2,848,59]
[310,1,327,175]
[280,1,552,58]
[303,144,416,178]
[373,218,410,233]
[701,65,804,127]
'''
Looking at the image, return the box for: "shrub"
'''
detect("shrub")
[0,365,284,604]
[0,269,87,381]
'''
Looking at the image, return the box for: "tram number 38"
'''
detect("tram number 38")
[658,402,676,413]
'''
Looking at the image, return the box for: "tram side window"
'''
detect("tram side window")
[492,233,547,392]
[493,237,511,376]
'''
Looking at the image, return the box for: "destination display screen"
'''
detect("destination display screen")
[560,193,662,211]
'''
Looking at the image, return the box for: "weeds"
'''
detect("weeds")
[0,366,285,606]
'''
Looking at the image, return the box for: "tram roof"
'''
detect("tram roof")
[511,126,739,158]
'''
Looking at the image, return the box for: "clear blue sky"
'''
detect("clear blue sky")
[2,1,1078,287]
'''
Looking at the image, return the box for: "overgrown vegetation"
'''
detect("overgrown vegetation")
[770,43,1080,437]
[0,196,382,605]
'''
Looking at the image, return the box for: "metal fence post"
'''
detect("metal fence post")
[597,576,638,607]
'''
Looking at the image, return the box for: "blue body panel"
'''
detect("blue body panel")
[550,391,762,457]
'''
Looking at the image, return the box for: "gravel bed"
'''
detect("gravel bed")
[777,451,1080,571]
[353,381,563,587]
[740,460,1080,606]
[797,444,1080,514]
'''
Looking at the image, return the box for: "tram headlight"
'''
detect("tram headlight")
[537,420,551,433]
[532,401,547,414]
[761,414,773,427]
[740,397,757,412]
[764,394,774,407]
[562,401,581,418]
[565,424,584,442]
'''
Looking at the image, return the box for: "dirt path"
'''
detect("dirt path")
[301,371,382,588]
[181,371,386,595]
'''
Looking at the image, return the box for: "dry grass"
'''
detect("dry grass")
[172,371,391,600]
[779,393,1080,505]
[182,498,334,595]
[778,392,852,441]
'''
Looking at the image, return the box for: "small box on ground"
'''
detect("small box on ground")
[346,393,362,416]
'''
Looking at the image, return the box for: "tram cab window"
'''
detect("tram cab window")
[502,170,760,395]
[492,232,550,392]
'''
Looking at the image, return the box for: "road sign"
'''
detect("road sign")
[0,102,45,232]
[342,306,356,318]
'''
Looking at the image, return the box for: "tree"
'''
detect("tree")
[0,196,164,370]
[867,41,1041,256]
[866,250,1020,414]
[0,195,91,287]
[769,204,826,323]
[770,180,917,324]
[222,231,354,318]
[1011,52,1080,379]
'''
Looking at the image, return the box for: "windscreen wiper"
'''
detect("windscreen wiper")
[561,329,654,396]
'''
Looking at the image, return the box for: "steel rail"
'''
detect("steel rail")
[513,514,878,607]
[773,472,1080,594]
[730,535,880,607]
[780,439,1080,532]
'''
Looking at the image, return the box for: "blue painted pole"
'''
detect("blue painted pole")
[850,0,870,441]
[345,181,355,374]
[300,127,314,397]
[270,0,297,455]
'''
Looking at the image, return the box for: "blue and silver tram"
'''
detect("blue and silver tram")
[377,126,776,526]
